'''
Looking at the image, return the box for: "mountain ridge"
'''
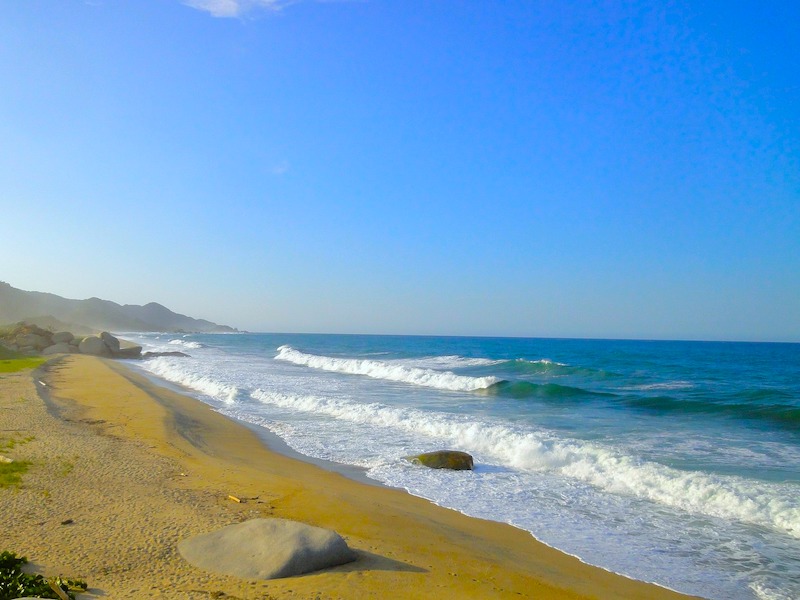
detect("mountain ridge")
[0,282,237,333]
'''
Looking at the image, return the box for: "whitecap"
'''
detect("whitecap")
[145,357,238,404]
[274,345,500,391]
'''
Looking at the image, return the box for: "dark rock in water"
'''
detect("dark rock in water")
[407,450,474,470]
[141,351,190,359]
[178,518,358,580]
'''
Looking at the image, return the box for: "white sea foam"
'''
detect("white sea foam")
[274,346,501,391]
[250,388,800,538]
[517,358,567,366]
[392,355,503,369]
[750,581,795,600]
[168,339,204,350]
[145,357,238,404]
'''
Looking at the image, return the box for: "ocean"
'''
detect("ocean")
[121,333,800,600]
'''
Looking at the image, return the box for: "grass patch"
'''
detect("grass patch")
[0,436,34,452]
[0,347,46,373]
[58,460,74,477]
[0,461,30,488]
[0,550,87,600]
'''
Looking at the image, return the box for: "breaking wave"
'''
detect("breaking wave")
[168,339,205,350]
[391,355,502,369]
[501,358,618,378]
[144,357,239,404]
[275,345,501,391]
[250,388,800,538]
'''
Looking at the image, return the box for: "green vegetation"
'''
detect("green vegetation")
[0,436,35,451]
[58,460,74,477]
[0,436,35,488]
[0,346,46,373]
[0,551,87,600]
[0,460,30,488]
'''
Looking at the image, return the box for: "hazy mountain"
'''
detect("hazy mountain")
[0,282,237,333]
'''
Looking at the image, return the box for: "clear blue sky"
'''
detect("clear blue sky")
[2,1,798,341]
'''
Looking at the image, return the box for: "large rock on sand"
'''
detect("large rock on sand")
[52,331,75,344]
[15,333,50,350]
[178,518,357,580]
[78,335,112,357]
[114,344,143,359]
[42,342,74,355]
[407,450,474,470]
[100,331,121,353]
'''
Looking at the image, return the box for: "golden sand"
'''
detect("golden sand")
[0,355,697,599]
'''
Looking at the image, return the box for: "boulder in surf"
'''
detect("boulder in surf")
[407,450,474,470]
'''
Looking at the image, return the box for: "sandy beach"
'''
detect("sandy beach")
[0,354,697,599]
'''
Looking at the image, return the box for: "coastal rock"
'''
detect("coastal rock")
[15,333,50,350]
[52,331,75,344]
[100,331,121,353]
[42,342,73,355]
[78,335,112,357]
[114,345,143,359]
[407,450,474,471]
[177,518,357,580]
[141,351,190,359]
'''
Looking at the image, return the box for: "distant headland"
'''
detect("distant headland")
[0,281,237,334]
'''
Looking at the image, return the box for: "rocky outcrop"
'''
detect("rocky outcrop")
[1,323,71,354]
[407,450,474,470]
[42,342,75,355]
[141,351,190,358]
[78,335,112,357]
[100,331,120,353]
[52,331,75,344]
[16,333,49,350]
[115,345,145,359]
[0,323,141,359]
[78,332,141,359]
[178,518,358,580]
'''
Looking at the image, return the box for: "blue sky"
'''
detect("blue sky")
[1,1,798,341]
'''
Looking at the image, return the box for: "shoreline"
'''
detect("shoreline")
[122,359,382,488]
[1,354,698,599]
[118,358,657,583]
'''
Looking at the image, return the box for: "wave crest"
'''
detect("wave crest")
[168,339,204,350]
[145,358,238,404]
[275,345,501,391]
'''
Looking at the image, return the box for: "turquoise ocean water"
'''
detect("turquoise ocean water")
[122,333,800,600]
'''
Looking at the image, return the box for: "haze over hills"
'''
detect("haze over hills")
[0,282,237,333]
